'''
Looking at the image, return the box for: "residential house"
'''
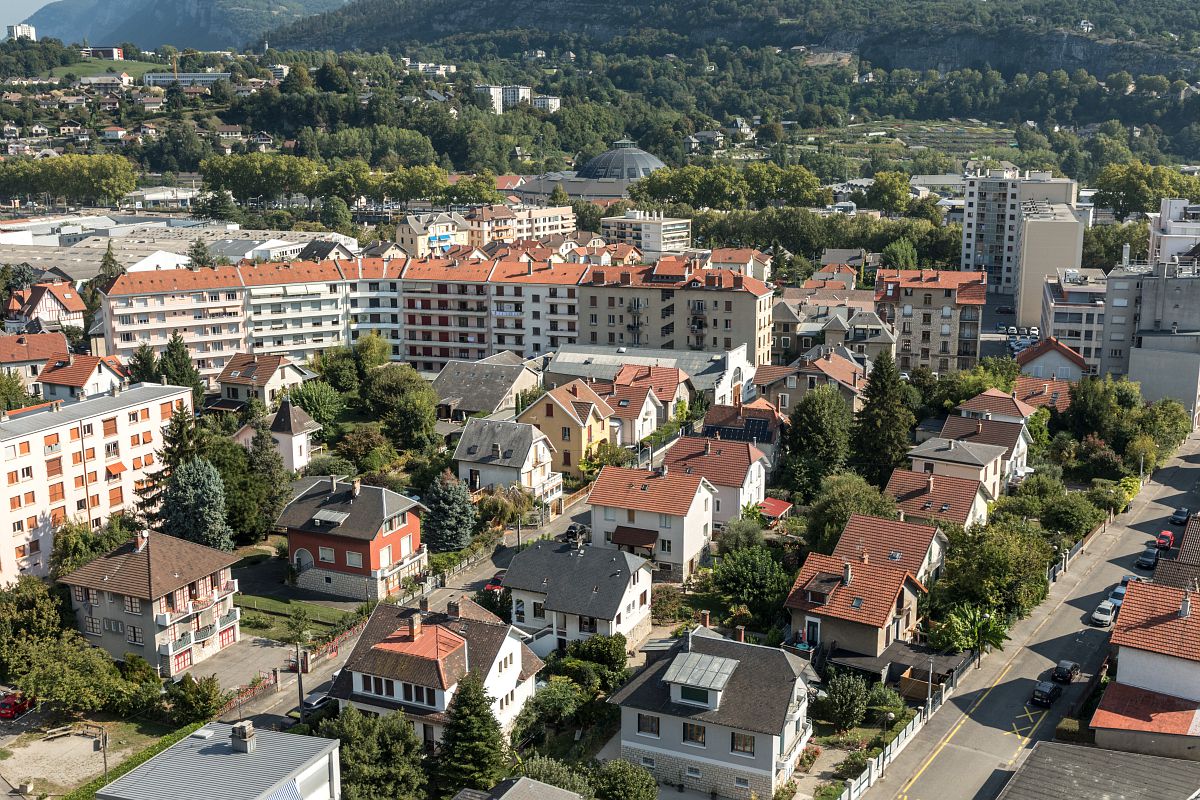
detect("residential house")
[502,541,652,656]
[785,552,926,674]
[1012,375,1073,414]
[907,436,1008,501]
[588,465,716,581]
[700,398,786,460]
[433,355,540,421]
[37,354,125,400]
[611,626,811,800]
[0,332,68,393]
[2,279,86,332]
[1,383,192,583]
[885,468,990,529]
[213,353,314,411]
[938,416,1031,486]
[956,388,1037,424]
[874,269,986,373]
[663,437,769,529]
[95,722,340,800]
[278,477,427,600]
[832,514,947,584]
[1016,337,1088,382]
[1092,582,1200,761]
[607,385,663,446]
[59,531,239,677]
[233,397,321,474]
[329,599,543,747]
[453,418,562,509]
[517,380,613,477]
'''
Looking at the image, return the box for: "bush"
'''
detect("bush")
[834,749,870,779]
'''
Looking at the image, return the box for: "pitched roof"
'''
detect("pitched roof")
[0,332,68,364]
[785,552,923,629]
[59,531,238,601]
[1090,681,1200,736]
[1015,337,1087,370]
[885,468,986,527]
[939,416,1026,460]
[610,627,806,736]
[663,436,768,489]
[909,436,1008,467]
[433,359,530,416]
[501,542,649,619]
[994,741,1200,800]
[217,353,293,386]
[1013,375,1073,413]
[277,477,422,541]
[587,465,709,517]
[38,354,116,388]
[957,388,1037,419]
[832,514,940,577]
[1111,581,1200,663]
[452,418,549,469]
[874,269,987,305]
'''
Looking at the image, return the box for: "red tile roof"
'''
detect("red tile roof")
[957,387,1037,419]
[1112,581,1200,663]
[587,465,709,517]
[874,269,987,305]
[1091,682,1200,736]
[1013,375,1073,413]
[1015,337,1087,370]
[833,514,940,578]
[940,415,1025,459]
[38,354,113,388]
[664,436,767,489]
[0,332,68,364]
[885,468,985,528]
[785,552,923,629]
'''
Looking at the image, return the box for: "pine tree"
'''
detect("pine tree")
[187,239,214,267]
[248,419,291,539]
[135,409,199,526]
[421,471,477,552]
[159,331,205,406]
[850,351,915,487]
[127,343,161,384]
[433,672,506,797]
[161,457,234,551]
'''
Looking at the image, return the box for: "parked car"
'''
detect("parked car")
[1108,585,1128,608]
[1052,660,1081,683]
[301,690,331,712]
[1136,546,1160,569]
[483,570,508,592]
[1031,681,1063,707]
[1170,507,1190,525]
[1157,530,1176,550]
[1091,600,1117,627]
[0,693,33,720]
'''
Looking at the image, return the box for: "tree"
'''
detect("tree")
[865,171,911,214]
[719,516,764,553]
[187,238,214,267]
[783,384,852,501]
[11,631,127,714]
[0,371,35,411]
[592,759,657,800]
[712,546,791,627]
[0,576,70,681]
[160,331,205,406]
[165,673,227,724]
[318,706,427,800]
[289,380,345,430]
[807,473,898,554]
[881,238,918,269]
[127,342,161,384]
[850,352,915,486]
[820,672,869,732]
[422,471,477,552]
[433,671,506,797]
[161,457,235,551]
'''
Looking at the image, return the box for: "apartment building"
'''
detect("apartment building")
[874,269,986,373]
[0,383,192,584]
[1041,268,1106,374]
[600,211,692,257]
[1014,202,1087,328]
[577,263,775,366]
[1148,198,1200,263]
[960,169,1078,294]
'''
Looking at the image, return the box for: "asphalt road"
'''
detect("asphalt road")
[864,434,1200,800]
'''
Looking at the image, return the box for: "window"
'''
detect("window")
[85,616,101,636]
[682,721,706,745]
[657,514,672,529]
[127,625,143,645]
[346,551,363,568]
[637,713,660,736]
[123,596,141,614]
[659,539,672,554]
[318,547,335,563]
[731,732,756,755]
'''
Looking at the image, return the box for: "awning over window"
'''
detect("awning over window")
[611,525,658,548]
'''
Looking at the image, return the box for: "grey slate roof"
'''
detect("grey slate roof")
[610,627,806,735]
[269,397,321,436]
[545,345,734,395]
[95,723,338,800]
[453,417,549,469]
[995,741,1200,800]
[501,542,649,619]
[0,383,189,441]
[277,477,423,541]
[433,359,530,416]
[908,437,1008,467]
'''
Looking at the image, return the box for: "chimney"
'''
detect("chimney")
[1182,591,1192,619]
[860,551,869,564]
[842,562,852,586]
[735,625,745,642]
[230,720,256,754]
[700,610,710,627]
[136,530,150,552]
[352,478,361,498]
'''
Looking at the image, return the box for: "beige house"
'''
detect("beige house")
[516,379,613,477]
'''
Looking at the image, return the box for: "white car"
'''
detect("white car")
[1091,600,1117,626]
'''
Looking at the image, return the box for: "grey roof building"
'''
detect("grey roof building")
[96,721,340,800]
[995,741,1200,800]
[908,437,1009,468]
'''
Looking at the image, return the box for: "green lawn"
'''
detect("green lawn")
[45,60,163,79]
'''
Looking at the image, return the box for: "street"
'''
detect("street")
[864,434,1200,800]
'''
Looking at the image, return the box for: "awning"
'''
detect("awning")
[611,526,658,548]
[106,461,126,475]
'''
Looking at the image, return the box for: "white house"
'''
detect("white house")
[233,397,322,474]
[607,385,663,447]
[588,465,716,582]
[663,437,769,529]
[329,599,543,750]
[501,541,652,657]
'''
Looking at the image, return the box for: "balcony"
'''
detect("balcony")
[158,629,192,656]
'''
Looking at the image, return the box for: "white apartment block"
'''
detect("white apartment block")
[601,210,692,257]
[1042,268,1106,374]
[0,383,193,584]
[1148,198,1200,263]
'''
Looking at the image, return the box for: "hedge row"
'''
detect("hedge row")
[62,722,206,800]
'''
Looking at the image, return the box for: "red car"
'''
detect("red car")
[1157,530,1176,550]
[0,693,34,720]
